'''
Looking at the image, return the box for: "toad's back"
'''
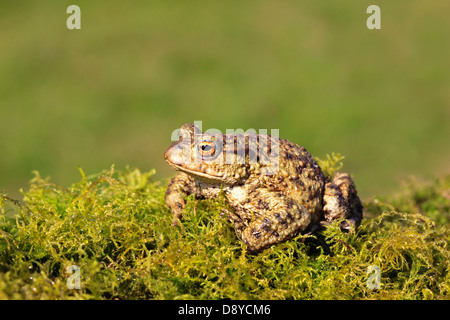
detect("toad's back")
[255,138,326,218]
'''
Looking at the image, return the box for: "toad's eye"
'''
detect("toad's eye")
[198,141,216,157]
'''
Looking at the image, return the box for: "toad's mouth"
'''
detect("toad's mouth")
[170,162,224,180]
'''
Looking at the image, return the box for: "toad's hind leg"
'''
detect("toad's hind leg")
[237,193,314,253]
[322,172,363,230]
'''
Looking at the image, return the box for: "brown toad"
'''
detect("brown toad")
[164,123,362,253]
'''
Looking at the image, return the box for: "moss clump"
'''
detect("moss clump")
[316,152,346,179]
[1,165,449,299]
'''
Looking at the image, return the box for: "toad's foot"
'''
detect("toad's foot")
[322,172,363,231]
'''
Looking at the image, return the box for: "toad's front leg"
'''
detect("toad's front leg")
[165,173,225,226]
[165,172,199,225]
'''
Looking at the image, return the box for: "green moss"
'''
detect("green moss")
[1,164,449,299]
[316,152,345,179]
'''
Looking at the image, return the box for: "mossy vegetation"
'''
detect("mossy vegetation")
[0,161,449,299]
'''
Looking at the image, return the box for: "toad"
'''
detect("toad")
[164,123,362,253]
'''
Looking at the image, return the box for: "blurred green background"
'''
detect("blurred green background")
[0,0,449,200]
